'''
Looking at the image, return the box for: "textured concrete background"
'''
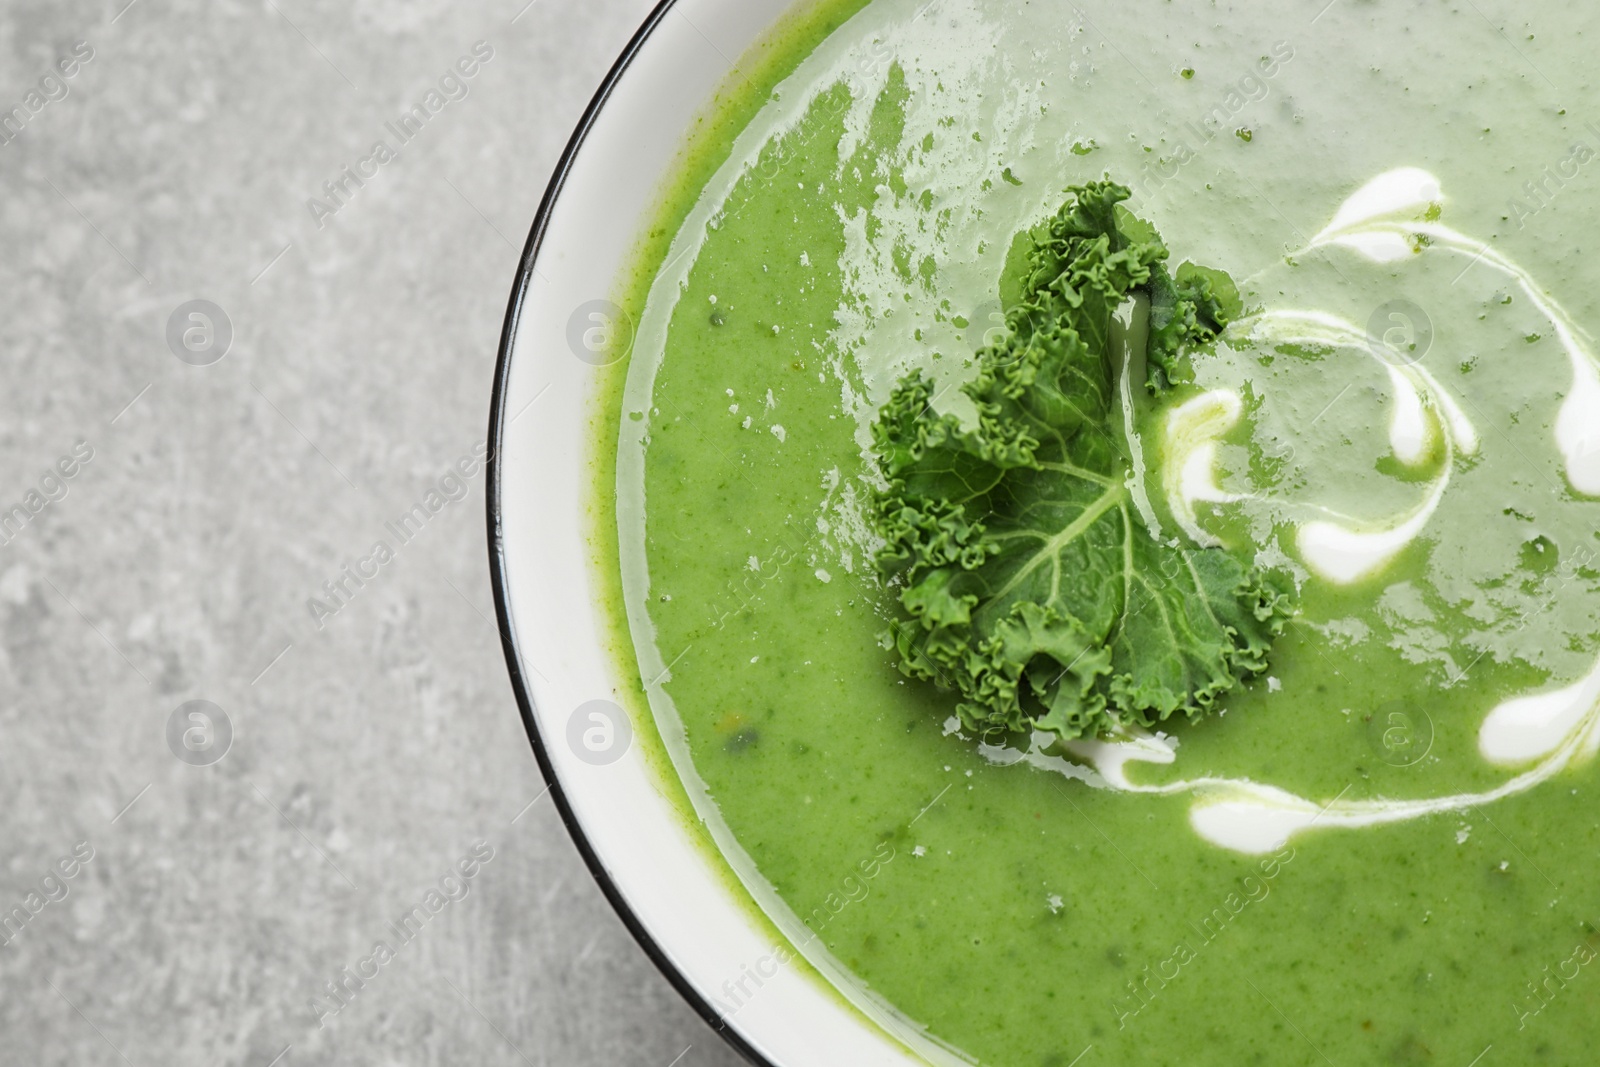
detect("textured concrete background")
[0,1,749,1064]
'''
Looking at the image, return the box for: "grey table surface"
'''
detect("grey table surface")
[0,1,749,1064]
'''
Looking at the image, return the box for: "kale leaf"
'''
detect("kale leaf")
[871,180,1293,741]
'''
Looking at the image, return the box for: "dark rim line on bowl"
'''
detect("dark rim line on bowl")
[485,2,781,1065]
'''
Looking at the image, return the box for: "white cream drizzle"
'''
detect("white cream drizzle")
[1242,311,1470,584]
[1306,168,1600,496]
[992,655,1600,853]
[1165,306,1475,586]
[1384,363,1433,466]
[1162,390,1244,548]
[1479,653,1600,767]
[1070,169,1600,853]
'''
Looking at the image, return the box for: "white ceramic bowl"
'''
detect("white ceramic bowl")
[486,2,956,1063]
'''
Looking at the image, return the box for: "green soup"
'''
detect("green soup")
[603,1,1600,1063]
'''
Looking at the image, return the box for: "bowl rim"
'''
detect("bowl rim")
[483,2,779,1064]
